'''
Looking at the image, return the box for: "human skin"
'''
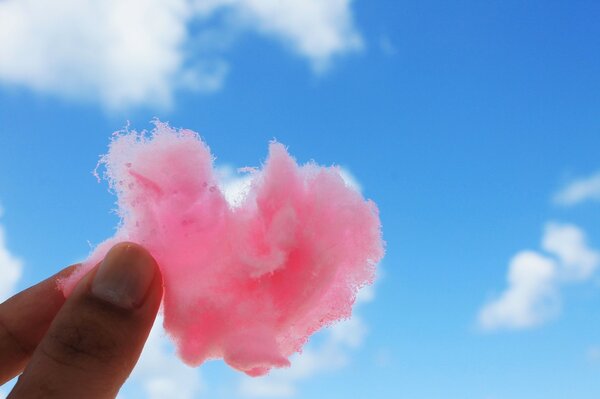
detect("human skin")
[0,242,163,399]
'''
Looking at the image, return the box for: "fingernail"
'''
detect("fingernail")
[91,243,156,309]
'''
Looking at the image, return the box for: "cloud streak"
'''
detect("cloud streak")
[554,171,600,206]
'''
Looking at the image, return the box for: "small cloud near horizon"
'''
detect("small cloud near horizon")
[478,223,599,332]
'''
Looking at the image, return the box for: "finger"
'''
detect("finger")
[8,242,163,399]
[0,265,76,384]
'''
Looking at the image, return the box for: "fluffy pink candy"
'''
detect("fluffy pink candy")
[61,123,384,376]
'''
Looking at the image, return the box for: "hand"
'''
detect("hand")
[0,242,163,399]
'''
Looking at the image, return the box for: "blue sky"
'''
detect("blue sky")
[1,0,600,398]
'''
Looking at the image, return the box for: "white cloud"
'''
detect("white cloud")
[478,223,600,331]
[478,251,558,331]
[127,315,203,399]
[542,223,600,281]
[0,212,23,302]
[221,0,363,72]
[554,171,600,206]
[0,0,193,109]
[0,0,362,109]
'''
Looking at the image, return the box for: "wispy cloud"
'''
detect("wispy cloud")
[586,345,600,364]
[554,171,600,206]
[0,207,23,302]
[0,0,363,109]
[378,35,397,56]
[478,223,599,331]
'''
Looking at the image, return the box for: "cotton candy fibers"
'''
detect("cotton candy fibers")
[61,123,384,376]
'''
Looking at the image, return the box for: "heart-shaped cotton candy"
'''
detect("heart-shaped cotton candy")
[61,122,384,376]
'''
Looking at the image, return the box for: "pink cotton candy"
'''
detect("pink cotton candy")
[61,122,384,376]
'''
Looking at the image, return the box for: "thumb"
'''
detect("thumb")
[9,242,163,399]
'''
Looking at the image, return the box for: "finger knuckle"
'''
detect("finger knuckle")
[43,319,119,369]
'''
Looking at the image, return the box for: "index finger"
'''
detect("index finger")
[0,265,75,384]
